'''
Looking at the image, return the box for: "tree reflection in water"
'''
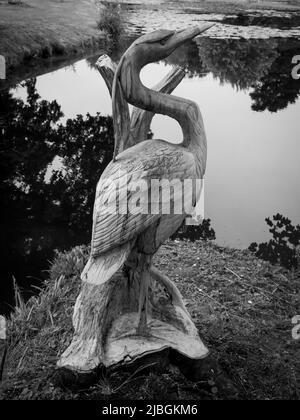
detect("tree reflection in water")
[0,80,113,313]
[250,39,300,112]
[1,35,300,313]
[195,37,300,112]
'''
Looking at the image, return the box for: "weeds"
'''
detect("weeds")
[172,218,216,242]
[97,1,125,43]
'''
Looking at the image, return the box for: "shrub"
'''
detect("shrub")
[249,214,300,270]
[97,1,125,42]
[172,218,216,242]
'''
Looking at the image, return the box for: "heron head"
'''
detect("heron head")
[126,24,213,66]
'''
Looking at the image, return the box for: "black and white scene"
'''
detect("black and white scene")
[0,0,299,403]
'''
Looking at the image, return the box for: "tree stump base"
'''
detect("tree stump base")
[106,312,208,367]
[56,267,209,386]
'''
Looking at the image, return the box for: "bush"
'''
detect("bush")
[172,218,216,242]
[97,1,125,42]
[249,214,300,270]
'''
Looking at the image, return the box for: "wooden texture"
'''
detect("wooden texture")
[96,55,186,150]
[58,25,213,380]
[130,67,186,146]
[58,267,208,373]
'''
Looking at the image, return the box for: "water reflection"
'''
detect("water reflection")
[250,38,300,112]
[174,37,300,111]
[196,37,279,90]
[1,35,300,313]
[167,37,300,112]
[219,13,300,30]
[0,80,114,313]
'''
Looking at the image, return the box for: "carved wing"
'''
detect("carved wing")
[90,140,197,258]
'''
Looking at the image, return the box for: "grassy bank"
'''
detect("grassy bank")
[0,240,299,400]
[0,0,105,71]
[2,0,300,74]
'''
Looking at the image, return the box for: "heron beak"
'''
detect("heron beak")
[167,23,214,51]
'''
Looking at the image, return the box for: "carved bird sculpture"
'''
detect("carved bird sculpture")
[81,24,212,335]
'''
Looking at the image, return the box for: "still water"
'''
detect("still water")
[1,35,300,313]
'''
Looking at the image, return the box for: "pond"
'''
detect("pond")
[1,23,300,314]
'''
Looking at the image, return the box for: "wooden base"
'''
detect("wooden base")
[106,312,208,367]
[57,266,209,382]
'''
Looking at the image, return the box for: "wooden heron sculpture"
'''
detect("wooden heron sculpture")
[57,24,212,379]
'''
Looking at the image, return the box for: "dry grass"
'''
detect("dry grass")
[0,240,299,400]
[0,0,106,70]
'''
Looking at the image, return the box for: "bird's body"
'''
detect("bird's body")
[81,138,200,285]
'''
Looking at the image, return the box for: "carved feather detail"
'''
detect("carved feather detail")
[90,140,197,258]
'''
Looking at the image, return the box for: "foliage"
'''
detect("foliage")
[52,113,114,229]
[97,1,125,43]
[0,80,113,314]
[172,218,216,242]
[250,38,300,112]
[0,79,114,229]
[195,37,300,113]
[249,214,300,270]
[196,37,278,90]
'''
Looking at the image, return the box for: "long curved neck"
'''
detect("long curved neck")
[118,55,207,177]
